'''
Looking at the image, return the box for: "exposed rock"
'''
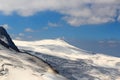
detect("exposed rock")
[0,27,19,52]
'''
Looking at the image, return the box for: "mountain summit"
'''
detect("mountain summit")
[0,27,19,51]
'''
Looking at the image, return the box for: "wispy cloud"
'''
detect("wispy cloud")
[25,28,34,32]
[18,33,24,36]
[48,22,58,27]
[0,0,120,26]
[27,36,33,39]
[43,27,49,30]
[98,40,119,47]
[98,41,104,44]
[15,37,22,40]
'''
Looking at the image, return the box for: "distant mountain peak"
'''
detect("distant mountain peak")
[0,26,19,51]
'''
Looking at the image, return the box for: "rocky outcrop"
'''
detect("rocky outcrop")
[0,27,19,52]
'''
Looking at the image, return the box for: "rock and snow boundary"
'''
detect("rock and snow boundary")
[0,27,68,80]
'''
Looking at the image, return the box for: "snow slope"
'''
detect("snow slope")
[13,39,120,68]
[14,39,120,80]
[0,27,68,80]
[0,48,68,80]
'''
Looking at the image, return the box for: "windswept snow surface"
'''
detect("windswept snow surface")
[0,48,68,80]
[13,39,89,60]
[13,39,120,80]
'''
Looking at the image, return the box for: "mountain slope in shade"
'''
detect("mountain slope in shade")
[13,39,120,80]
[0,27,19,51]
[0,49,68,80]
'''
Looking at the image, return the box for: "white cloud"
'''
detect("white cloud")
[27,36,32,38]
[25,28,34,32]
[15,37,22,40]
[0,24,10,30]
[18,33,24,36]
[107,41,116,44]
[48,22,58,27]
[0,0,120,26]
[107,41,117,47]
[99,40,119,47]
[117,15,120,21]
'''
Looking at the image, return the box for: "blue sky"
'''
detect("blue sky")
[0,0,120,57]
[0,12,120,41]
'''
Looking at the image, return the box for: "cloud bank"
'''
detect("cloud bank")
[0,0,120,26]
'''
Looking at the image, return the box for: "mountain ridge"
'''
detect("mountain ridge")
[0,27,19,51]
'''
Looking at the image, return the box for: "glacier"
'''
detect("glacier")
[13,39,120,80]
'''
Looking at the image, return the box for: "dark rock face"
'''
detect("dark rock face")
[0,27,19,52]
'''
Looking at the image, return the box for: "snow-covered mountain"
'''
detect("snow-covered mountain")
[2,25,120,80]
[13,39,120,80]
[0,27,68,80]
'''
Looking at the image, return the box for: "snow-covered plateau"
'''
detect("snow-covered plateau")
[13,39,120,80]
